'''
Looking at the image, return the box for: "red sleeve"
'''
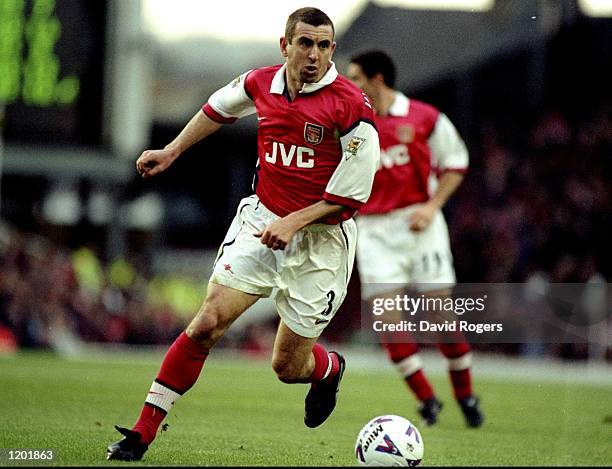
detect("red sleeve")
[201,103,237,124]
[323,192,365,210]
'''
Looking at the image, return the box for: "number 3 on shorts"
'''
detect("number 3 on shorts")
[321,290,336,316]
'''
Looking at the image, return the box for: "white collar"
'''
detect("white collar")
[388,91,410,117]
[270,61,338,95]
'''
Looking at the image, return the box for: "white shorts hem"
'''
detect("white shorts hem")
[278,316,322,339]
[210,275,273,297]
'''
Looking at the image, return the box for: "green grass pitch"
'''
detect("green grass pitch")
[0,351,611,466]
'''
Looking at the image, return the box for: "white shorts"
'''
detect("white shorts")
[210,195,357,338]
[356,205,456,298]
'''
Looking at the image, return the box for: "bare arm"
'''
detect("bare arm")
[409,171,465,231]
[428,171,465,211]
[411,111,468,231]
[136,111,223,179]
[255,200,345,250]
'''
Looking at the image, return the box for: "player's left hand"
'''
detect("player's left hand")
[254,217,300,250]
[408,202,437,232]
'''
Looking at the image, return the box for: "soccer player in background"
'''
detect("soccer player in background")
[347,50,484,428]
[106,8,380,461]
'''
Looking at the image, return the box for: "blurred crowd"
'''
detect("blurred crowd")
[0,105,610,360]
[0,226,195,354]
[450,104,611,285]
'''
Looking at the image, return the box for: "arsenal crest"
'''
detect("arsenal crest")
[304,123,324,145]
[396,124,414,143]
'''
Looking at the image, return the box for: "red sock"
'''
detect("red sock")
[406,369,435,402]
[156,331,210,390]
[383,341,435,402]
[310,343,340,384]
[383,341,419,362]
[438,342,471,360]
[132,405,166,445]
[449,369,473,400]
[133,332,209,444]
[439,342,473,400]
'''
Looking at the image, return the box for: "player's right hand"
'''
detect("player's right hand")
[254,216,301,251]
[408,202,436,232]
[136,148,178,179]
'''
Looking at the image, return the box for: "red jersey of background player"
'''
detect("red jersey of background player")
[359,91,469,215]
[202,62,380,224]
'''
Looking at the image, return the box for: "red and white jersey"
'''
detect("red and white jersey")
[202,62,380,224]
[359,92,468,215]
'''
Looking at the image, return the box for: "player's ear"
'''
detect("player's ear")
[373,72,386,85]
[280,37,289,58]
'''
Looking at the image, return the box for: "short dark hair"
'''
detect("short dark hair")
[350,50,396,88]
[285,7,335,43]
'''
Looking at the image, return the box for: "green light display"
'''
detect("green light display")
[0,0,80,106]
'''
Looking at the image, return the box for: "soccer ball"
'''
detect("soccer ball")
[355,415,424,466]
